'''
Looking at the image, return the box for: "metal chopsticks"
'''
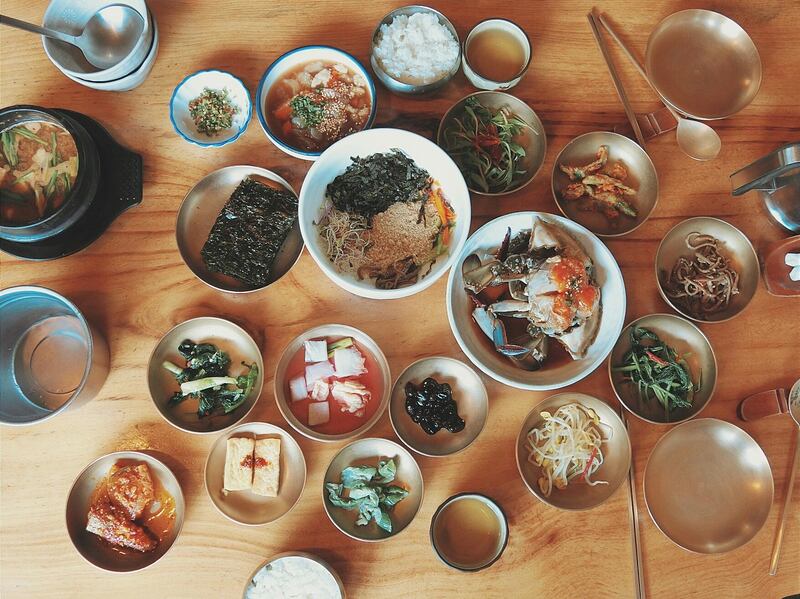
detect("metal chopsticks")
[587,8,647,148]
[620,408,646,599]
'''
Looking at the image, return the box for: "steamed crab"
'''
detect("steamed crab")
[462,217,602,370]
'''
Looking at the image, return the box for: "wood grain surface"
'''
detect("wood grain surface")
[2,1,799,597]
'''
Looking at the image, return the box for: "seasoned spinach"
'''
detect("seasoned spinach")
[324,458,409,533]
[325,150,431,218]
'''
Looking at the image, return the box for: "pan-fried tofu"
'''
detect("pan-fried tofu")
[106,464,155,520]
[252,438,280,497]
[224,437,255,492]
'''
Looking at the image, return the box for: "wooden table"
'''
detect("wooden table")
[2,1,799,597]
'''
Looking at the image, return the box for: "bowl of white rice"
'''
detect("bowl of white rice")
[243,552,345,599]
[370,6,460,95]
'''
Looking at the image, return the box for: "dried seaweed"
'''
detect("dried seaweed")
[201,177,297,287]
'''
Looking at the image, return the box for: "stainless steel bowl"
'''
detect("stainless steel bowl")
[645,9,762,120]
[204,421,306,526]
[461,18,532,91]
[437,91,547,196]
[644,418,773,553]
[608,314,717,425]
[552,131,659,237]
[0,286,109,426]
[242,552,346,599]
[147,317,264,434]
[273,324,391,443]
[515,393,631,510]
[655,216,759,322]
[389,356,488,457]
[175,165,303,293]
[370,6,460,95]
[322,437,423,542]
[65,451,185,572]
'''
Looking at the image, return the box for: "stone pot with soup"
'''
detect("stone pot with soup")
[0,105,100,243]
[256,46,377,161]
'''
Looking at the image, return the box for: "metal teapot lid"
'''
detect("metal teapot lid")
[731,142,800,195]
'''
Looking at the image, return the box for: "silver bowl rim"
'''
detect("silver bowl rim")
[369,5,461,94]
[203,420,307,527]
[241,551,347,598]
[642,417,774,554]
[514,392,632,511]
[174,164,302,294]
[146,316,264,435]
[551,130,660,238]
[64,449,186,573]
[321,437,424,542]
[0,285,94,427]
[387,355,489,457]
[654,216,759,323]
[644,8,763,121]
[607,312,718,425]
[436,90,547,196]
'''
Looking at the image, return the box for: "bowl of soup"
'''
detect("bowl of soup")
[0,105,100,243]
[256,46,377,161]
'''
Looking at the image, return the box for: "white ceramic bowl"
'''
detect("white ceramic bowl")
[256,45,377,160]
[56,9,159,92]
[42,0,151,82]
[298,128,471,299]
[446,212,627,390]
[170,70,252,147]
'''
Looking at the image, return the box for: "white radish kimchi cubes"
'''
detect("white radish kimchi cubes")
[289,376,308,402]
[308,401,330,426]
[305,361,335,387]
[304,339,328,363]
[332,346,367,378]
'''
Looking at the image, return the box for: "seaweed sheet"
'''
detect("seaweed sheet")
[201,177,298,287]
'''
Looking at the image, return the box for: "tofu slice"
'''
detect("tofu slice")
[224,437,255,492]
[308,401,330,426]
[252,438,280,497]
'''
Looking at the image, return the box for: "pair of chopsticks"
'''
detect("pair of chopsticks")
[587,7,647,148]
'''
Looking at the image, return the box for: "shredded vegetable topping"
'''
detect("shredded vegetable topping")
[317,201,370,274]
[525,403,608,497]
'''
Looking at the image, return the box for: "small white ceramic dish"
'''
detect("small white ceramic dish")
[204,421,306,526]
[298,128,471,299]
[255,45,377,160]
[446,211,627,390]
[170,70,252,147]
[389,357,488,457]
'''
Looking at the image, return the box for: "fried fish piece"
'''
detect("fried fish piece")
[86,499,159,552]
[559,145,608,180]
[606,161,628,181]
[582,174,636,196]
[106,464,155,520]
[562,182,587,200]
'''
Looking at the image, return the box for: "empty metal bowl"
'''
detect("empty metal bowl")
[65,451,185,572]
[243,552,346,598]
[515,393,631,510]
[204,422,306,526]
[644,418,773,553]
[370,6,460,95]
[552,131,659,237]
[273,324,391,443]
[389,357,488,457]
[655,216,759,322]
[147,317,264,434]
[608,314,717,425]
[0,286,109,426]
[645,9,762,120]
[322,437,423,542]
[176,165,303,293]
[437,91,547,196]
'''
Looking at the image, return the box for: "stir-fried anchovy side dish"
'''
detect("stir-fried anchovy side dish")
[559,145,638,219]
[318,150,456,289]
[463,216,601,370]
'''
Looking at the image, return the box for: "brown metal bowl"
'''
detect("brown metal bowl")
[645,9,762,120]
[644,418,773,553]
[608,314,717,425]
[655,216,759,322]
[242,551,346,598]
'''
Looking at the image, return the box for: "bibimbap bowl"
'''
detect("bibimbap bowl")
[298,128,471,300]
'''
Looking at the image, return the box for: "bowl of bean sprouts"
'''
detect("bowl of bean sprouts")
[515,392,631,510]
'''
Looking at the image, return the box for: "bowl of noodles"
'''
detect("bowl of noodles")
[298,128,471,299]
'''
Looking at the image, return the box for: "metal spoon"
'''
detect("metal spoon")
[0,5,144,70]
[597,12,722,161]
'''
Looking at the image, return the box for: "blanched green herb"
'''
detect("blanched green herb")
[188,87,239,136]
[443,96,535,194]
[289,94,325,128]
[163,339,257,418]
[325,458,409,533]
[613,327,699,416]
